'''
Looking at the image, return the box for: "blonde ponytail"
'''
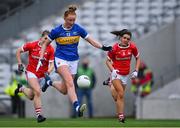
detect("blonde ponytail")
[64,4,77,18]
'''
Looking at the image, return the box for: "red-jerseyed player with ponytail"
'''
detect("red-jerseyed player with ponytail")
[105,29,140,123]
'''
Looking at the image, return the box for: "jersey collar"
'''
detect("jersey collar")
[118,41,130,48]
[62,24,73,30]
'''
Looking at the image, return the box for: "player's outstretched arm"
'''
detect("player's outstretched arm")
[86,36,112,51]
[39,38,51,59]
[36,38,51,72]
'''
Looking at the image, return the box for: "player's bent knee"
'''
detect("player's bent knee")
[61,90,67,95]
[29,97,34,100]
[112,94,118,101]
[113,97,117,102]
[118,93,124,100]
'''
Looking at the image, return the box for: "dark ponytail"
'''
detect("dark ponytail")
[111,29,132,38]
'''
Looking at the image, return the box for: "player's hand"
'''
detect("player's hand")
[36,58,44,72]
[18,63,24,72]
[45,72,50,75]
[101,45,112,51]
[111,69,119,78]
[131,70,138,79]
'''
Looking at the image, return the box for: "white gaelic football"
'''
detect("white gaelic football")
[77,75,91,88]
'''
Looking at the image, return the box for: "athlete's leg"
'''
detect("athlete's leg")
[110,85,118,102]
[42,73,68,94]
[52,81,67,95]
[109,85,119,115]
[28,77,46,122]
[75,89,84,117]
[15,84,34,100]
[21,87,34,100]
[28,78,41,110]
[77,89,84,105]
[112,79,126,122]
[57,65,77,103]
[56,65,86,117]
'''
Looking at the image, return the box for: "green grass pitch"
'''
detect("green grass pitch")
[0,117,180,127]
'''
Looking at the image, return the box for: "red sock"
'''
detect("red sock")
[118,113,124,119]
[35,107,42,117]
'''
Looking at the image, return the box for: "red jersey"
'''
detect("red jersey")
[108,42,139,75]
[22,40,54,78]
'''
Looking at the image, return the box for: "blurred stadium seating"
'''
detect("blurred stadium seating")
[1,0,180,50]
[0,0,35,21]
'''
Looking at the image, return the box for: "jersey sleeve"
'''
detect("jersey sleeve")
[132,43,139,58]
[107,50,115,60]
[48,26,60,41]
[77,24,89,39]
[107,44,116,60]
[22,42,34,52]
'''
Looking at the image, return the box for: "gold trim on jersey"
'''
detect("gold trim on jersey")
[55,36,80,45]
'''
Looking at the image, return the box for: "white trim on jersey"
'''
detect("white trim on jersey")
[47,36,53,42]
[136,53,140,58]
[49,60,54,63]
[118,43,130,49]
[21,45,25,52]
[84,34,89,39]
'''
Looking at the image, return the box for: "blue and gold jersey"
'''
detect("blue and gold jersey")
[48,23,88,61]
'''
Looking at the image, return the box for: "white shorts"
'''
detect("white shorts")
[54,57,78,75]
[111,73,128,85]
[26,71,45,88]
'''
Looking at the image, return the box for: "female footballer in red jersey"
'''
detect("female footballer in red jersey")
[15,30,54,123]
[105,29,140,123]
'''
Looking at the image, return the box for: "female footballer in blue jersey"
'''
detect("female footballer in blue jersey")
[37,5,112,117]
